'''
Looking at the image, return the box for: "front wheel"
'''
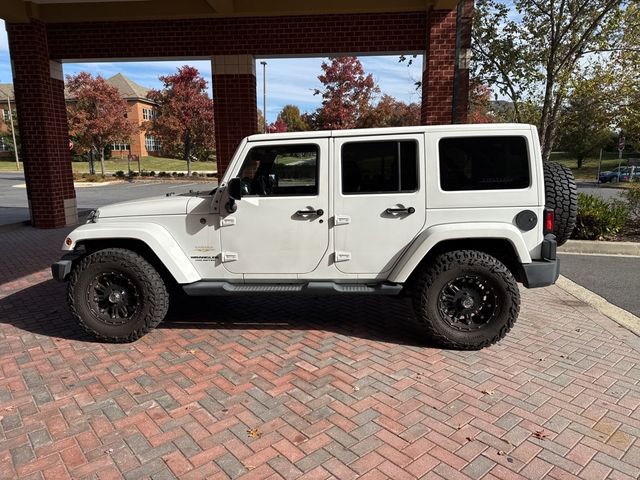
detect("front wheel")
[68,248,169,342]
[412,250,520,350]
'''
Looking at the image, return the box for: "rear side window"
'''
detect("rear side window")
[439,136,530,191]
[341,140,418,194]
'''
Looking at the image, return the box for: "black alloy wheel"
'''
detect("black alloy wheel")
[437,275,498,332]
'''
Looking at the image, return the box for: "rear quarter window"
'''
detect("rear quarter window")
[439,136,530,191]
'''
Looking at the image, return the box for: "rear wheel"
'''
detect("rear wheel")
[68,248,169,342]
[412,250,520,350]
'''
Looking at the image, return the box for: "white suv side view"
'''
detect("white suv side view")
[52,124,577,349]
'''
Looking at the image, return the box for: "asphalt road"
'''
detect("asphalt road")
[559,253,640,317]
[575,181,623,201]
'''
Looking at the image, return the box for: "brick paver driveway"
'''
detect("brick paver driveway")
[1,225,639,480]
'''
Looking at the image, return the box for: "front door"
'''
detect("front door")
[333,134,426,275]
[219,139,329,275]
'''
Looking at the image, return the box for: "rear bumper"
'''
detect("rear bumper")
[51,253,81,282]
[522,234,560,288]
[522,258,560,288]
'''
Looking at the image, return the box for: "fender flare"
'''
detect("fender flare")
[388,223,532,283]
[62,222,201,284]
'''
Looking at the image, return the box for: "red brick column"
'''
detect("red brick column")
[6,20,77,228]
[421,9,457,125]
[212,55,258,177]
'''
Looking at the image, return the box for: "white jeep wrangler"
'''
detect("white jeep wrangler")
[52,124,577,349]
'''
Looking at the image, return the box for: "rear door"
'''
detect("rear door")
[333,134,426,275]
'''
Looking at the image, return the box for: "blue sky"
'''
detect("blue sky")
[0,20,423,124]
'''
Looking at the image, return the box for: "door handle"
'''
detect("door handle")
[385,207,415,215]
[296,209,324,217]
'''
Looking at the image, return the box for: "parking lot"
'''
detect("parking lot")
[0,224,639,479]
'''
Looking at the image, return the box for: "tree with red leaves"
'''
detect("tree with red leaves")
[268,118,288,133]
[146,66,215,175]
[309,57,379,130]
[67,72,137,176]
[467,82,495,124]
[358,94,421,128]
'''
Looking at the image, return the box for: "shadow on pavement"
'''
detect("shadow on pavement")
[0,279,429,348]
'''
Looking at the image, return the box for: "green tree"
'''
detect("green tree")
[277,105,308,131]
[473,0,626,161]
[615,4,640,149]
[557,71,614,168]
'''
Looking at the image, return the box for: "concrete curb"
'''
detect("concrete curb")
[556,276,640,337]
[559,240,640,257]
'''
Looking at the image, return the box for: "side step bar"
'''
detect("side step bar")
[182,281,403,296]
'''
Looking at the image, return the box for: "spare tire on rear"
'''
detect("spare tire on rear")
[543,161,578,246]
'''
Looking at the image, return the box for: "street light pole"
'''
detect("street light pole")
[260,61,267,133]
[6,96,19,170]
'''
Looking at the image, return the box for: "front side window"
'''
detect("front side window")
[238,144,319,196]
[341,140,418,194]
[439,136,530,191]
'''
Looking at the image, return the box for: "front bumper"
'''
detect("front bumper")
[51,253,81,282]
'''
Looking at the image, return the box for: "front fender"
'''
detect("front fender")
[62,222,201,284]
[388,223,532,283]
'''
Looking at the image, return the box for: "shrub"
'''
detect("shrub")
[622,184,640,219]
[149,171,156,177]
[114,170,125,178]
[158,171,168,177]
[573,193,629,240]
[191,171,199,177]
[177,172,185,177]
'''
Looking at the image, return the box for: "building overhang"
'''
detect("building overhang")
[2,0,457,23]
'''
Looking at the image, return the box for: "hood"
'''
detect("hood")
[97,195,194,218]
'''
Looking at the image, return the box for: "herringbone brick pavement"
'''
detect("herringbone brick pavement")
[0,225,639,479]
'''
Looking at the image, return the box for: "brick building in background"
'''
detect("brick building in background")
[1,74,160,159]
[0,0,473,228]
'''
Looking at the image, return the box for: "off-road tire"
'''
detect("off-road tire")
[412,250,520,350]
[543,161,578,246]
[68,248,169,342]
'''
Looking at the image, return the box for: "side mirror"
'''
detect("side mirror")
[228,177,243,200]
[225,177,242,213]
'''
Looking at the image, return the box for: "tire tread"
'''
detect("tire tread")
[412,250,520,350]
[67,248,169,343]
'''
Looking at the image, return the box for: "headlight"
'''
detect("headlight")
[87,209,100,223]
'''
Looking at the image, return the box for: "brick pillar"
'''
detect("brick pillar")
[212,55,258,177]
[6,21,76,228]
[452,0,474,124]
[6,20,77,229]
[421,9,457,125]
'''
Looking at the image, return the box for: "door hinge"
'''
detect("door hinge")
[334,214,351,226]
[335,251,351,262]
[220,217,236,227]
[221,251,239,262]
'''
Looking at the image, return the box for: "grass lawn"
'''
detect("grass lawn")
[550,152,639,181]
[0,156,217,174]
